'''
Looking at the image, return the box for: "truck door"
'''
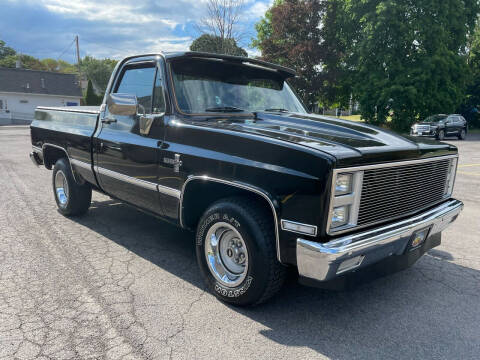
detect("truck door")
[94,59,167,215]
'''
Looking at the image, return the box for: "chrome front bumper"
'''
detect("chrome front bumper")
[297,199,463,282]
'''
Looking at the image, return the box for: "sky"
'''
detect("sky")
[0,0,272,62]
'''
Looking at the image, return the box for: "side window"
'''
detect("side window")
[115,65,156,114]
[152,68,166,114]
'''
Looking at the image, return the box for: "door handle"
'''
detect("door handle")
[102,116,117,124]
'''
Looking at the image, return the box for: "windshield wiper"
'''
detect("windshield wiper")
[205,106,245,112]
[264,108,290,113]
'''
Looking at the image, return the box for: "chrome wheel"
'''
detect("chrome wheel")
[54,170,69,206]
[204,222,249,287]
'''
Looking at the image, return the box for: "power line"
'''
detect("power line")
[56,38,76,62]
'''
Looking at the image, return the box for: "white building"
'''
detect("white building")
[0,67,82,125]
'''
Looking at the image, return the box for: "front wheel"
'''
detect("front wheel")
[196,197,286,306]
[437,130,445,141]
[458,129,466,140]
[52,158,92,216]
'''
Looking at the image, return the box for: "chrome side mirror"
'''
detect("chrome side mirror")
[107,93,138,116]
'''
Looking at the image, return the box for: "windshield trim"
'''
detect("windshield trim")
[167,60,306,117]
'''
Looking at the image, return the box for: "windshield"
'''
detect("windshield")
[170,58,306,114]
[424,114,448,123]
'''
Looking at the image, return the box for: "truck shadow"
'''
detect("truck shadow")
[77,198,479,359]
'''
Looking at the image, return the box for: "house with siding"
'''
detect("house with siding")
[0,67,82,125]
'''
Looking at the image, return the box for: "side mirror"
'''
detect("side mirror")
[107,93,138,116]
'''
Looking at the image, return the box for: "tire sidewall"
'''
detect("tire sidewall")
[195,201,271,306]
[438,130,444,140]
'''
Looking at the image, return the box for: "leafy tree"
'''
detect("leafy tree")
[0,54,46,70]
[252,0,323,110]
[0,39,16,60]
[84,79,103,106]
[190,34,248,56]
[460,18,480,128]
[80,56,117,93]
[345,0,479,131]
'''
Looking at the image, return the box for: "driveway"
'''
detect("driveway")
[0,126,479,359]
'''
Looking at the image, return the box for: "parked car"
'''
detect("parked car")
[29,52,463,306]
[411,114,468,140]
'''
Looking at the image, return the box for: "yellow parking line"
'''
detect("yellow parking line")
[458,171,480,176]
[458,164,480,168]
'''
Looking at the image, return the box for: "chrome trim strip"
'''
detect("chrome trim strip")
[32,145,43,153]
[335,154,458,173]
[94,166,181,197]
[281,219,318,236]
[96,166,158,192]
[180,175,283,263]
[298,199,463,281]
[70,158,92,170]
[327,155,459,235]
[37,106,100,114]
[158,184,181,199]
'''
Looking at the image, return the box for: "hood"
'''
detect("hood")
[190,112,457,167]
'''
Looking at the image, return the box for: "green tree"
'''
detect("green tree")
[252,0,323,110]
[0,39,16,60]
[345,0,479,131]
[84,79,102,106]
[190,34,248,56]
[0,54,47,70]
[80,56,117,93]
[460,18,480,128]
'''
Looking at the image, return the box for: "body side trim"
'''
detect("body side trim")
[70,158,92,170]
[95,165,181,197]
[179,175,283,263]
[37,106,100,114]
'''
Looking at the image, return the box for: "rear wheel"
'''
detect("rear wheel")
[458,129,466,140]
[52,158,92,216]
[196,197,286,306]
[437,130,445,141]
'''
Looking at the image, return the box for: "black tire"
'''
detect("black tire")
[196,197,286,306]
[52,158,92,216]
[458,129,466,140]
[437,130,445,141]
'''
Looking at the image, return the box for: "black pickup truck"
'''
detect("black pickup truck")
[30,52,463,306]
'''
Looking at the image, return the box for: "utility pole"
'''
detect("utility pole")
[75,35,81,76]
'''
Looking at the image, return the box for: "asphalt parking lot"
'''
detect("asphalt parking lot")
[0,126,479,359]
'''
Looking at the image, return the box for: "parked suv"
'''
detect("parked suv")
[411,114,467,140]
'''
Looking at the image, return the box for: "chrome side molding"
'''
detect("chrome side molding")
[95,165,181,198]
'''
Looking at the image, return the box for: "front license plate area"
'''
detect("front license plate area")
[407,226,432,252]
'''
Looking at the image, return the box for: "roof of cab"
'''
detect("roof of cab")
[122,51,296,78]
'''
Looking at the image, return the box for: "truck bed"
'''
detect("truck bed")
[30,106,100,186]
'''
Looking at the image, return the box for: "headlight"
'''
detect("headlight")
[335,173,352,195]
[331,205,349,228]
[328,171,364,233]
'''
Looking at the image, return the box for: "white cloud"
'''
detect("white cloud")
[245,1,272,20]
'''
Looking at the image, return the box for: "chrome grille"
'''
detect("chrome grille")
[357,159,450,227]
